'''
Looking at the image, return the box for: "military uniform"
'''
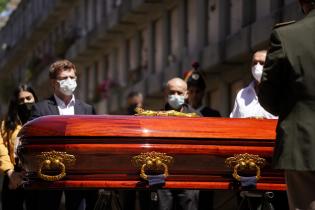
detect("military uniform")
[185,69,221,118]
[258,9,315,210]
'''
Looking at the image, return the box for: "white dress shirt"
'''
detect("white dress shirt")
[230,81,277,119]
[54,94,75,115]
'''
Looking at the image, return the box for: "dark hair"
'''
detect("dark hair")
[4,84,38,131]
[49,59,77,79]
[127,91,142,99]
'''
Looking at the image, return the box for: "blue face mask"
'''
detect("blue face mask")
[168,94,185,109]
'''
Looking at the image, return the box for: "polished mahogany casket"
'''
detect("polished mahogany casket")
[17,115,285,190]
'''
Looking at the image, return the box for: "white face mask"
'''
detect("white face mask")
[57,78,77,96]
[168,94,185,109]
[251,63,263,83]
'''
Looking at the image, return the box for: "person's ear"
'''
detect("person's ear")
[184,90,188,99]
[164,88,169,99]
[50,79,57,90]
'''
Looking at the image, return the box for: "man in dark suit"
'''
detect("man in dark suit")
[30,60,95,118]
[30,59,97,210]
[158,77,198,210]
[258,1,315,209]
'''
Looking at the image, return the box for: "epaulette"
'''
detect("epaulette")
[273,20,296,29]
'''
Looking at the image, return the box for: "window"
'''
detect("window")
[103,55,109,79]
[127,35,141,84]
[85,67,90,100]
[92,0,97,27]
[84,0,89,31]
[117,45,125,86]
[183,0,188,47]
[242,0,256,27]
[187,0,198,54]
[225,0,232,36]
[204,0,210,46]
[169,7,180,61]
[154,18,163,73]
[128,37,138,71]
[94,61,99,84]
[140,27,149,70]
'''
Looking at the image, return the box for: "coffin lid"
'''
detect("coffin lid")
[19,115,277,140]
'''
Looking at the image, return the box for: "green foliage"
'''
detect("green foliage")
[0,0,9,12]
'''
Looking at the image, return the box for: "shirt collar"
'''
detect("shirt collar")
[54,94,75,108]
[247,81,257,95]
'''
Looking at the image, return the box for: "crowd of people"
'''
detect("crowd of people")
[1,0,315,209]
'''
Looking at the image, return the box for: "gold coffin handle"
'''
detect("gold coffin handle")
[140,158,169,180]
[37,151,76,181]
[38,159,66,181]
[225,153,266,181]
[132,151,174,181]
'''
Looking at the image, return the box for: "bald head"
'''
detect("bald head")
[165,77,188,101]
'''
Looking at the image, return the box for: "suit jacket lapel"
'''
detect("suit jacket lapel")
[74,100,85,114]
[48,96,60,115]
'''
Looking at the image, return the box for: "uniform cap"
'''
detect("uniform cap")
[184,62,206,90]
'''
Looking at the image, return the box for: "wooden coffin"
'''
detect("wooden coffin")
[18,115,285,190]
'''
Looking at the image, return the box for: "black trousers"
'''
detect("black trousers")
[157,189,199,210]
[1,175,36,210]
[121,190,152,210]
[198,191,214,210]
[31,189,99,210]
[65,189,99,210]
[32,190,63,210]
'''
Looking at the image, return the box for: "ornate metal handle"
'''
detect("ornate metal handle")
[37,151,76,181]
[225,153,266,181]
[132,151,174,180]
[140,157,169,180]
[38,159,66,181]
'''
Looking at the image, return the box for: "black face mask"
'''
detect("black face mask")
[17,102,34,124]
[127,104,138,115]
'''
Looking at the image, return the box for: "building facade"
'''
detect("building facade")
[0,0,301,116]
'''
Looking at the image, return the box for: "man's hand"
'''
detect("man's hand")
[6,169,25,189]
